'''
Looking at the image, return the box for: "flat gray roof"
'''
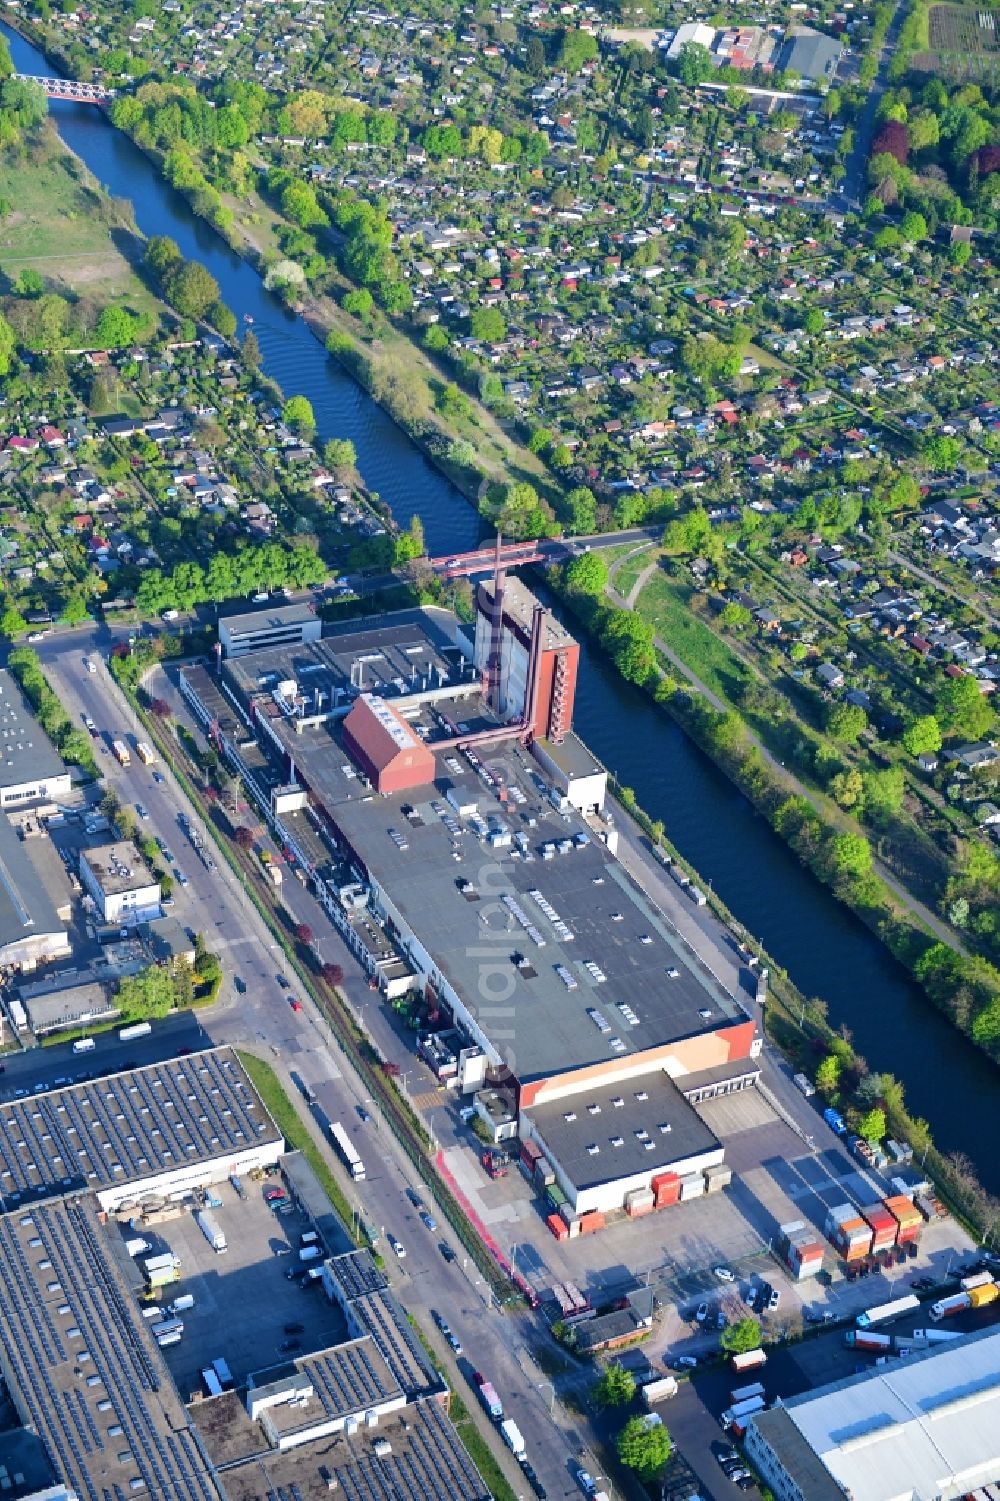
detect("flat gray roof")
[0,669,66,791]
[220,602,318,638]
[750,1407,844,1501]
[0,813,66,950]
[527,1072,720,1190]
[329,749,742,1083]
[0,1193,222,1501]
[0,1047,281,1208]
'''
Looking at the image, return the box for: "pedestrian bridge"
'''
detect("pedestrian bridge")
[15,74,116,103]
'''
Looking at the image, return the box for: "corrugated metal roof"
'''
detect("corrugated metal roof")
[785,1328,1000,1501]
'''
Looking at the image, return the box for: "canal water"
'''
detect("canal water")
[8,21,999,1188]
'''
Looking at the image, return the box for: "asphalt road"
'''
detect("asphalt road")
[26,628,584,1501]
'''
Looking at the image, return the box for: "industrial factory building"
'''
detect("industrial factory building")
[746,1327,1000,1501]
[0,1047,284,1213]
[0,1051,490,1501]
[182,579,759,1216]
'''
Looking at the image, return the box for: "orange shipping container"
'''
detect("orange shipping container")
[546,1213,568,1240]
[883,1195,922,1242]
[579,1211,606,1234]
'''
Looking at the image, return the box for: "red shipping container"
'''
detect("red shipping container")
[546,1213,568,1240]
[861,1204,898,1252]
[520,1140,542,1164]
[651,1172,680,1193]
[579,1211,605,1234]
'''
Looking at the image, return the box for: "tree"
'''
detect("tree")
[826,701,867,744]
[208,300,237,338]
[830,832,873,879]
[283,395,315,434]
[343,288,374,318]
[593,1363,636,1409]
[923,434,961,472]
[677,41,713,85]
[242,329,261,369]
[233,826,255,850]
[0,35,13,78]
[815,1053,842,1095]
[470,306,506,343]
[564,552,608,597]
[902,714,942,758]
[556,28,599,74]
[935,674,994,740]
[525,34,546,76]
[617,1416,672,1481]
[831,767,865,809]
[900,209,927,242]
[803,308,825,336]
[294,923,314,946]
[93,304,137,350]
[164,258,220,321]
[321,962,344,987]
[720,1317,762,1355]
[0,310,16,376]
[1,604,27,638]
[719,602,752,631]
[324,437,357,476]
[858,1106,886,1142]
[863,766,905,820]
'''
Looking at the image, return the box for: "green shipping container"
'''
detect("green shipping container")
[546,1184,567,1210]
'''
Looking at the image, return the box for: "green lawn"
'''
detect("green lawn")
[237,1051,361,1243]
[0,132,159,314]
[613,544,658,602]
[635,570,755,702]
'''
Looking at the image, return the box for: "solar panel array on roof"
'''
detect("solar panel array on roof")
[0,1195,220,1501]
[0,1049,279,1208]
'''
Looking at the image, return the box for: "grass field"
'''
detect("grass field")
[635,569,755,702]
[237,1051,362,1245]
[0,129,160,314]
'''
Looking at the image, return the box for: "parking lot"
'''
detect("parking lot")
[124,1179,349,1397]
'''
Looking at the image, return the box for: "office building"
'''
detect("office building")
[80,841,160,924]
[219,602,322,659]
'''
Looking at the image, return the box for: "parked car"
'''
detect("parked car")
[713,1265,735,1283]
[696,1303,709,1323]
[439,1243,456,1263]
[388,1235,405,1259]
[673,1355,699,1370]
[419,1210,437,1232]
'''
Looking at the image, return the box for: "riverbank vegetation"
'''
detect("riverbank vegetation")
[557,558,1000,1073]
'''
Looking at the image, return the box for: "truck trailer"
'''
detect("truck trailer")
[500,1419,525,1458]
[474,1374,503,1420]
[112,739,131,767]
[195,1211,227,1254]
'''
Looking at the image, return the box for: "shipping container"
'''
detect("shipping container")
[861,1204,898,1252]
[883,1195,923,1243]
[652,1172,681,1207]
[579,1210,605,1234]
[475,1376,503,1420]
[703,1163,732,1192]
[730,1381,766,1405]
[169,1295,194,1314]
[641,1377,678,1406]
[959,1271,994,1292]
[968,1283,999,1310]
[212,1358,234,1390]
[195,1211,227,1254]
[730,1348,768,1373]
[679,1173,705,1201]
